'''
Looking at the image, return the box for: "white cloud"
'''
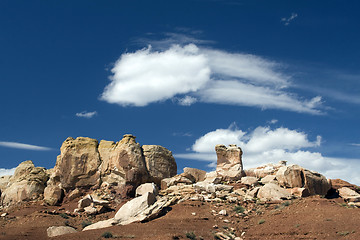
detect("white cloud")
[0,141,52,151]
[76,111,98,118]
[175,124,360,185]
[177,96,198,106]
[281,13,298,26]
[0,168,16,177]
[197,80,322,114]
[101,41,323,114]
[269,119,278,124]
[101,44,210,106]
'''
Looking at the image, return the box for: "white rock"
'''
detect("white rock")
[135,182,158,197]
[218,209,227,216]
[47,226,77,237]
[114,192,156,222]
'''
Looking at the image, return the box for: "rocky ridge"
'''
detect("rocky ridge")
[0,137,359,239]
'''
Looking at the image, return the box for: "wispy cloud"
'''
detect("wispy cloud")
[350,143,360,147]
[281,13,298,26]
[101,40,323,114]
[0,141,53,151]
[76,111,98,118]
[175,124,360,185]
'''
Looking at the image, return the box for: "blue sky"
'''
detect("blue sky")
[1,0,360,184]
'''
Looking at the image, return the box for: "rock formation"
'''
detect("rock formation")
[1,161,49,207]
[143,145,177,186]
[52,137,102,190]
[215,144,244,180]
[42,134,177,205]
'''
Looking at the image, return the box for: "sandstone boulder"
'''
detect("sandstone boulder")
[143,145,177,186]
[47,226,77,237]
[260,175,277,184]
[257,183,292,201]
[183,167,206,182]
[44,184,64,206]
[215,144,244,180]
[338,187,360,202]
[99,135,149,196]
[1,161,49,207]
[241,176,259,186]
[136,183,158,197]
[114,192,156,223]
[276,165,304,188]
[51,137,101,190]
[303,169,331,196]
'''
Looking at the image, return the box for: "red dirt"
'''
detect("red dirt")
[1,195,360,240]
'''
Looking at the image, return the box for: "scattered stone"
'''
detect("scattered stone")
[1,213,7,217]
[218,209,227,216]
[47,226,77,237]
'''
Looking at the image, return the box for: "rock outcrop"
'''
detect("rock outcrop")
[43,134,176,205]
[1,161,49,207]
[52,137,102,190]
[215,144,244,180]
[143,145,177,186]
[276,165,331,196]
[99,134,150,197]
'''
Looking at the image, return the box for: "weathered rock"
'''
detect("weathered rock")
[84,206,98,215]
[257,183,292,201]
[44,184,64,206]
[161,173,195,190]
[260,175,277,184]
[83,218,117,231]
[67,188,82,201]
[183,167,206,182]
[215,144,244,181]
[204,171,222,184]
[246,162,286,178]
[114,192,156,223]
[99,135,149,197]
[290,187,310,198]
[136,183,158,197]
[276,165,304,188]
[303,169,331,196]
[194,182,233,193]
[245,187,260,199]
[47,226,77,237]
[143,145,177,186]
[338,187,360,202]
[78,194,93,209]
[241,176,259,186]
[51,137,101,190]
[1,161,49,207]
